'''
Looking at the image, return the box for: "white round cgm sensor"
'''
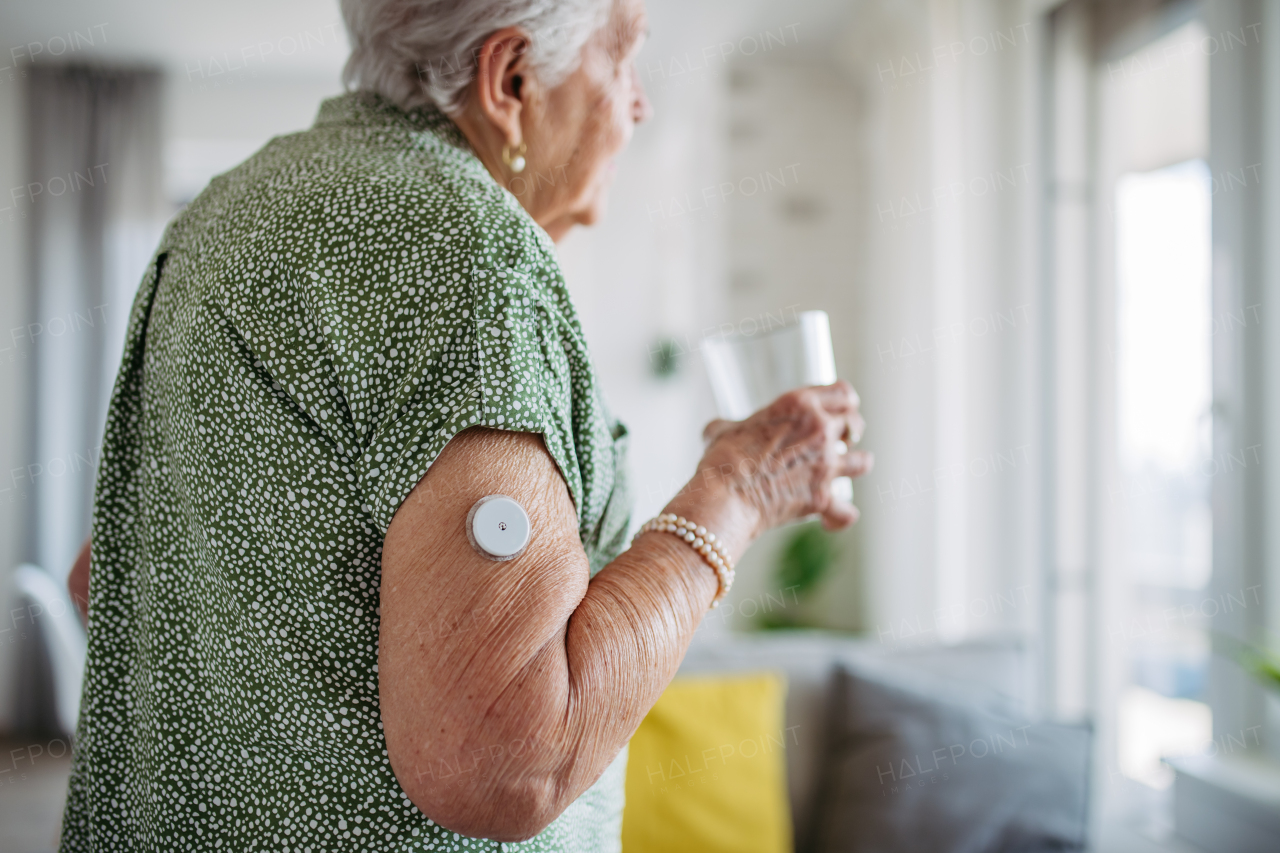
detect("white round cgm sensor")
[466,495,531,561]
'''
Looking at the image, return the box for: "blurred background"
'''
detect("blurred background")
[0,0,1277,851]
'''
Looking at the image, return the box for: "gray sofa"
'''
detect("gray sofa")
[676,627,1091,853]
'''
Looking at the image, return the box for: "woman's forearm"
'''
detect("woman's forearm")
[463,533,720,838]
[553,484,758,803]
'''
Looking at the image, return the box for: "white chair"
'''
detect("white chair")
[13,564,87,735]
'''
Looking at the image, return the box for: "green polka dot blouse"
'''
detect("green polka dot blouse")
[61,92,633,852]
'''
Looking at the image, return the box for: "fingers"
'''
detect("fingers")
[806,379,860,414]
[806,382,862,449]
[846,412,866,444]
[766,382,861,445]
[819,453,870,530]
[702,418,736,444]
[713,380,868,534]
[819,499,860,531]
[838,449,874,478]
[829,412,865,447]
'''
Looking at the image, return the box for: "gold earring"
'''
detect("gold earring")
[502,141,527,174]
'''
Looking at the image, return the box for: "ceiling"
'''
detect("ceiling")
[1,0,349,80]
[0,0,862,84]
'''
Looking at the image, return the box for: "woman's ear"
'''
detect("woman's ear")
[472,27,532,146]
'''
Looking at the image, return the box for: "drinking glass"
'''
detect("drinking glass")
[700,310,854,503]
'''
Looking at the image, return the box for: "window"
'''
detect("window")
[1113,158,1213,788]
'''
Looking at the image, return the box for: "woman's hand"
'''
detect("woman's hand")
[69,538,91,624]
[669,381,872,546]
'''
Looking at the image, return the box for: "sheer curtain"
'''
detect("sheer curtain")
[25,65,165,581]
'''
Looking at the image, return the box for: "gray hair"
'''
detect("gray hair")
[340,0,614,115]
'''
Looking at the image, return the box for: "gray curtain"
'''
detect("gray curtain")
[12,65,164,734]
[25,65,164,578]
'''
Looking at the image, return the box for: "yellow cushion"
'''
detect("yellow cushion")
[622,672,792,853]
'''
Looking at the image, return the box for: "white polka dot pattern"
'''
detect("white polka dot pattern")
[60,92,633,852]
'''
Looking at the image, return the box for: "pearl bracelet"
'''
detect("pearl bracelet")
[633,513,735,608]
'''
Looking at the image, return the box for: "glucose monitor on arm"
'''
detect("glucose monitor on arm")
[466,495,531,561]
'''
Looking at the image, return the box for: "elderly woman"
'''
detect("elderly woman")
[62,0,871,849]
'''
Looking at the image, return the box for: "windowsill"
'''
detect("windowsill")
[1167,752,1280,851]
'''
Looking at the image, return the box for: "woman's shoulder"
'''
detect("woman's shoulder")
[293,117,562,284]
[178,107,574,368]
[165,103,563,308]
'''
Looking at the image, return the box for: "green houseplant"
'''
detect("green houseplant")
[757,521,840,630]
[1214,632,1280,693]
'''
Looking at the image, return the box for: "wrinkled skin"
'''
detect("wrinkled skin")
[380,382,870,840]
[450,0,653,240]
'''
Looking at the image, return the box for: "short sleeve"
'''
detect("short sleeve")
[357,264,585,535]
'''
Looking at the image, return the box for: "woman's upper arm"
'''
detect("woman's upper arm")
[379,426,589,840]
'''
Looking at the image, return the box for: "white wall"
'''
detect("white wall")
[705,0,1044,644]
[163,77,344,204]
[1205,0,1280,759]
